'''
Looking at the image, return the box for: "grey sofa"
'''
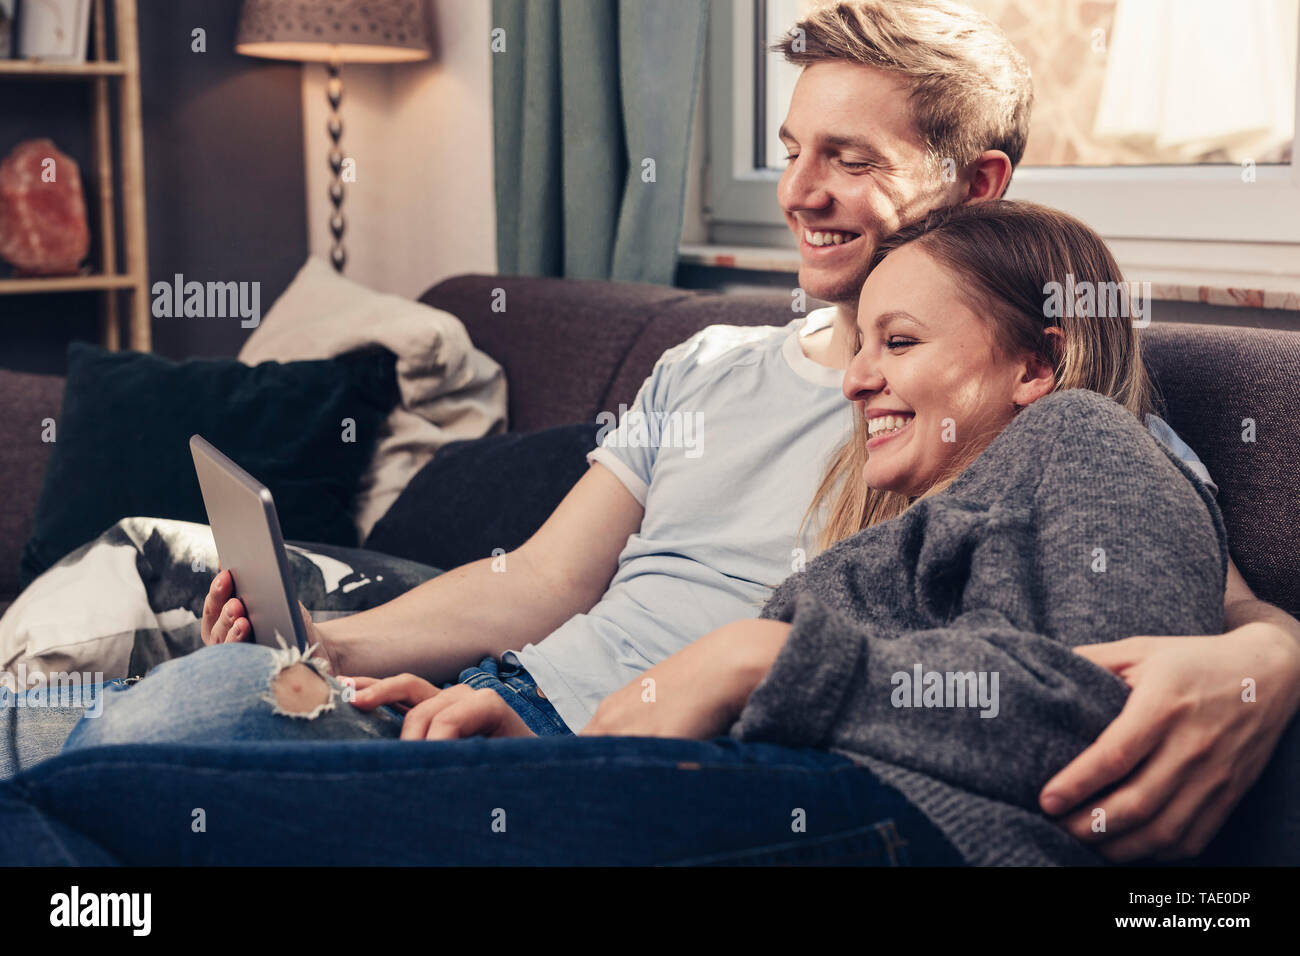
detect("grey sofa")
[2,274,1299,624]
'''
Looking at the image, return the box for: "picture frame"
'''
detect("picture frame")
[17,0,92,63]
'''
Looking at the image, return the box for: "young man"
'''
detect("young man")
[95,0,1300,861]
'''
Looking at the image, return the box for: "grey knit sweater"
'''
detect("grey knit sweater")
[730,389,1228,866]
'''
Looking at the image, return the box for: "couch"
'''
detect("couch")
[2,274,1300,865]
[4,274,1299,620]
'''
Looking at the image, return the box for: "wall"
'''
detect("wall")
[300,0,496,299]
[0,0,308,373]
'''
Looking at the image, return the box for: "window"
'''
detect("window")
[705,0,1300,244]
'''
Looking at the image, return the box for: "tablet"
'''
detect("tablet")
[190,435,310,651]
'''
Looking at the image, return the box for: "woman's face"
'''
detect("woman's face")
[843,243,1055,496]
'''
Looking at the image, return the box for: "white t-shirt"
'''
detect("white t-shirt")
[514,308,1215,732]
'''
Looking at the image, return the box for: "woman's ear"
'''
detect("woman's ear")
[1011,326,1063,407]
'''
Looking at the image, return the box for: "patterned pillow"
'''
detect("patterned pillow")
[1,517,440,682]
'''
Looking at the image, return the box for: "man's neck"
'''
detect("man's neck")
[799,303,856,371]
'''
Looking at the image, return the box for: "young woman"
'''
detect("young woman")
[3,201,1226,865]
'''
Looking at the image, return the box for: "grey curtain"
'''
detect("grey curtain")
[492,0,708,285]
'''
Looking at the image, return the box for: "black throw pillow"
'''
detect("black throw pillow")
[19,342,399,587]
[364,423,602,570]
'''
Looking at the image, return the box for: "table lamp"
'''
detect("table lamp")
[236,0,433,272]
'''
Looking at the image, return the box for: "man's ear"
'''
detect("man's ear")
[961,150,1013,204]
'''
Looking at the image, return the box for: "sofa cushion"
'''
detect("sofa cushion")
[603,292,824,409]
[365,423,601,570]
[0,369,64,606]
[19,343,400,587]
[422,274,692,432]
[1140,323,1300,615]
[240,257,508,543]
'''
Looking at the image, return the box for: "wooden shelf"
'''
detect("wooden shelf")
[0,59,127,77]
[0,274,138,294]
[0,1,150,351]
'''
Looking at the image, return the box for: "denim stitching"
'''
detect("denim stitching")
[501,673,571,735]
[31,756,871,787]
[878,819,910,866]
[665,821,899,866]
[462,664,571,736]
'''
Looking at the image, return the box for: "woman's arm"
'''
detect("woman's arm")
[733,390,1229,811]
[581,619,791,738]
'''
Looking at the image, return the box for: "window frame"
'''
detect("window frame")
[704,0,1300,246]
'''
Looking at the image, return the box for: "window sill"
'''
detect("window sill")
[679,240,1300,312]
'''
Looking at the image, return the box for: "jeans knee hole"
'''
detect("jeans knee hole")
[262,636,337,720]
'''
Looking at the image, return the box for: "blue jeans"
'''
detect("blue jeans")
[1,735,964,865]
[454,651,572,736]
[0,644,964,865]
[0,644,569,777]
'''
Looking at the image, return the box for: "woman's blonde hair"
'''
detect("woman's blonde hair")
[807,200,1157,551]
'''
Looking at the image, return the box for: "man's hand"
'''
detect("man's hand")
[582,619,790,738]
[350,675,534,740]
[201,568,333,663]
[1040,624,1300,861]
[202,569,255,644]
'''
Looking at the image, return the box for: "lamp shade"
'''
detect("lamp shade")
[236,0,433,63]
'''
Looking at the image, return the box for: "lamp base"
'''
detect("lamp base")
[327,59,346,273]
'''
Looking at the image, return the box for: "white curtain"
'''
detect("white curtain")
[1094,0,1299,161]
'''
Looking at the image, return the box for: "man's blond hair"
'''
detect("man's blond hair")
[778,0,1033,184]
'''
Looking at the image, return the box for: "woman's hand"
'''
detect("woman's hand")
[1039,623,1300,860]
[582,619,791,738]
[349,675,534,740]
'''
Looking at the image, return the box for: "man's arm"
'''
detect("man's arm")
[1041,555,1300,860]
[204,462,643,684]
[322,462,643,682]
[1223,556,1300,639]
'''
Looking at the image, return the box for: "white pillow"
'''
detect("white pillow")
[239,258,507,540]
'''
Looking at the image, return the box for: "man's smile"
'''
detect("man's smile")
[798,225,865,257]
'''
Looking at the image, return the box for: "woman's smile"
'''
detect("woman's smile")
[865,412,915,450]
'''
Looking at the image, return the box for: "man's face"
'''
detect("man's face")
[777,62,962,306]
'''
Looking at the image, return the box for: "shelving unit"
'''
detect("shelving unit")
[0,0,150,351]
[0,60,126,76]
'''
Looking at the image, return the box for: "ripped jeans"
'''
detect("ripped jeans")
[1,642,571,778]
[64,642,406,752]
[1,644,972,866]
